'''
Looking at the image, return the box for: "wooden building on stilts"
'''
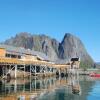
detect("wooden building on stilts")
[0,44,80,79]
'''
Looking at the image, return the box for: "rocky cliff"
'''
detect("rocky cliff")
[4,32,94,67]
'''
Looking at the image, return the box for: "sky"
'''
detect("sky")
[0,0,100,62]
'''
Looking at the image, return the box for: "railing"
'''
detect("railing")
[0,57,79,70]
[2,65,15,79]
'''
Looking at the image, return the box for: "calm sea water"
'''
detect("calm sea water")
[0,76,100,100]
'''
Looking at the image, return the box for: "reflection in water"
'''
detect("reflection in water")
[71,75,81,95]
[0,75,99,100]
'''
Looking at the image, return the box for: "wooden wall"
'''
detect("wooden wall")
[0,48,6,57]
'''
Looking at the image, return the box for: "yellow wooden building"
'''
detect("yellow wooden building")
[0,44,80,79]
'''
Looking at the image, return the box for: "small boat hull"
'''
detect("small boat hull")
[90,73,100,77]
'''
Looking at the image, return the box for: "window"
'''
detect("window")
[5,53,11,57]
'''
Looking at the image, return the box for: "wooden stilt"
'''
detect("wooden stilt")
[30,65,31,78]
[3,66,4,78]
[59,68,61,76]
[24,64,25,78]
[35,65,36,76]
[15,65,17,79]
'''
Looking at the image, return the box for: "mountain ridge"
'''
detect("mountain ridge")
[3,32,94,67]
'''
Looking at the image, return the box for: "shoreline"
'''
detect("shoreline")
[78,68,100,75]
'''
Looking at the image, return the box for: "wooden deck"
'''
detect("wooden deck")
[0,57,80,79]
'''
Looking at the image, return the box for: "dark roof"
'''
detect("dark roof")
[71,58,79,61]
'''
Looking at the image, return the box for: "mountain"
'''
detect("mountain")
[95,62,100,68]
[4,32,94,67]
[4,33,59,61]
[58,33,94,68]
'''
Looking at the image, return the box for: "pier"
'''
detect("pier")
[0,44,80,79]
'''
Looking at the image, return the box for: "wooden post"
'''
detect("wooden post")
[30,64,32,92]
[52,68,54,76]
[50,68,51,76]
[15,65,17,79]
[69,62,72,74]
[9,64,11,73]
[30,65,31,78]
[45,66,47,76]
[5,65,7,75]
[35,65,36,76]
[24,64,25,78]
[59,68,61,76]
[43,66,45,77]
[3,66,4,78]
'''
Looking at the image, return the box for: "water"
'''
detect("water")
[0,76,100,100]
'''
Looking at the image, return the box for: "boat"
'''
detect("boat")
[89,73,100,77]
